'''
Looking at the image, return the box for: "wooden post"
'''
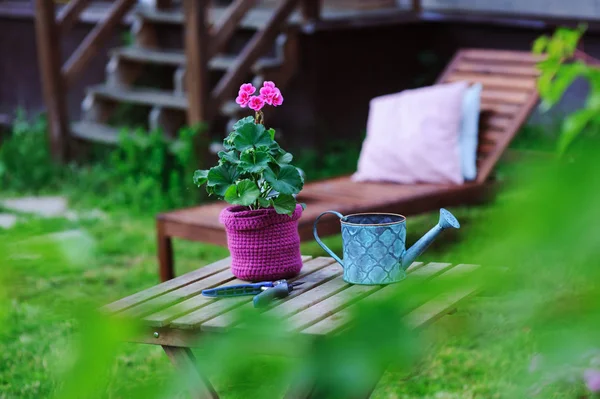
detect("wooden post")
[412,0,422,13]
[300,0,321,22]
[184,0,211,167]
[34,0,69,162]
[184,0,210,125]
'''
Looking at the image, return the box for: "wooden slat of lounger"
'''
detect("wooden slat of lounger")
[201,261,345,332]
[302,177,443,203]
[102,257,232,313]
[304,263,478,335]
[446,73,537,91]
[480,102,521,117]
[169,257,335,329]
[120,269,236,319]
[483,115,513,131]
[461,49,544,64]
[301,262,454,335]
[480,89,530,105]
[455,61,540,77]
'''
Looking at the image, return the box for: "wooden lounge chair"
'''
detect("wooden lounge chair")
[156,48,542,281]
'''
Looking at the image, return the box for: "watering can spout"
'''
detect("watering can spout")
[401,209,461,270]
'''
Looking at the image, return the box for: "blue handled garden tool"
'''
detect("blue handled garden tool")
[201,280,304,308]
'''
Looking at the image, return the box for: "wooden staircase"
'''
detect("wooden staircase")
[35,0,313,161]
[71,1,300,148]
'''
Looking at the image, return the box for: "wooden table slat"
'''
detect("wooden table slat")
[121,269,236,318]
[300,262,459,335]
[287,283,381,331]
[144,256,317,327]
[102,257,231,313]
[105,256,480,344]
[169,257,335,329]
[405,286,478,329]
[201,262,344,332]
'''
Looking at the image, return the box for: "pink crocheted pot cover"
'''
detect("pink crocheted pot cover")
[220,204,303,281]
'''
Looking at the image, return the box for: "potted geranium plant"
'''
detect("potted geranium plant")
[193,81,305,281]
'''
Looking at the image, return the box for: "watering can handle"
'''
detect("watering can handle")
[313,211,345,267]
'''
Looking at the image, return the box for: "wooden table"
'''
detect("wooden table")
[103,256,479,398]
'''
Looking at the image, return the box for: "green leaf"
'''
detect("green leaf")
[233,116,255,131]
[267,128,276,140]
[233,123,272,152]
[540,62,586,109]
[207,164,240,196]
[533,35,550,54]
[224,179,260,206]
[257,197,272,208]
[558,109,595,155]
[239,149,271,173]
[272,194,296,215]
[193,169,209,186]
[218,150,240,165]
[299,202,306,211]
[276,151,293,164]
[264,164,303,195]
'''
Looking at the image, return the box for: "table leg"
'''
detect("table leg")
[157,219,175,282]
[162,345,219,399]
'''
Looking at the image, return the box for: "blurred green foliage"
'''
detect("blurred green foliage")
[0,111,203,213]
[3,141,600,398]
[534,25,600,154]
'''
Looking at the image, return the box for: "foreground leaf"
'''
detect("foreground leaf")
[207,164,240,196]
[233,123,272,152]
[257,197,272,208]
[233,116,255,131]
[272,194,296,215]
[239,149,271,173]
[277,151,293,164]
[558,108,596,154]
[218,150,240,165]
[264,164,303,195]
[224,179,260,206]
[193,169,208,186]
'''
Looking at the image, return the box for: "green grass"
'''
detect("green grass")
[0,188,556,398]
[1,134,596,398]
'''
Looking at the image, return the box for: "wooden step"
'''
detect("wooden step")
[111,47,283,72]
[135,5,286,30]
[111,46,185,66]
[71,121,120,145]
[87,85,188,110]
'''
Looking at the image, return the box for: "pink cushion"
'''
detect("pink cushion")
[352,82,468,185]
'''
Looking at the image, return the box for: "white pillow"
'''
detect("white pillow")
[460,83,482,181]
[352,82,467,185]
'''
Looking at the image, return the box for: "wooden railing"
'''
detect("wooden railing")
[35,0,139,162]
[32,0,353,162]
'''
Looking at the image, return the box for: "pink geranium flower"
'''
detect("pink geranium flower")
[585,369,600,392]
[263,81,276,89]
[235,91,250,108]
[272,88,284,107]
[248,96,265,111]
[239,83,256,95]
[259,85,277,105]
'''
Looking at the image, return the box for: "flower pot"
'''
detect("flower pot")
[219,204,303,281]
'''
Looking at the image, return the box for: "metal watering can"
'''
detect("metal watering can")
[313,209,460,285]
